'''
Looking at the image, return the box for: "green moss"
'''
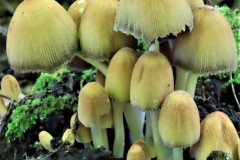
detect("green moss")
[5,94,77,141]
[5,68,79,141]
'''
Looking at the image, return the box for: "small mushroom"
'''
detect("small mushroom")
[38,131,54,151]
[190,111,239,160]
[158,91,200,160]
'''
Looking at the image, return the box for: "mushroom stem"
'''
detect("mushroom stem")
[149,39,159,52]
[145,112,154,148]
[148,111,172,160]
[84,142,93,149]
[173,147,183,160]
[185,73,199,97]
[91,117,105,148]
[123,104,145,143]
[175,66,189,90]
[113,102,125,158]
[75,52,108,76]
[101,128,109,150]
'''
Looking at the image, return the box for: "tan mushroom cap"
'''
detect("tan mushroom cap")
[158,91,200,148]
[68,0,88,29]
[38,131,54,151]
[0,97,7,118]
[62,128,75,146]
[7,0,78,73]
[79,0,136,61]
[105,47,138,102]
[127,140,155,160]
[78,82,111,128]
[70,113,92,143]
[190,111,239,160]
[1,74,22,101]
[130,51,174,110]
[114,0,193,43]
[173,5,237,74]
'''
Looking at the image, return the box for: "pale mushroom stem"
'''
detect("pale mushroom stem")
[145,112,154,148]
[175,66,189,90]
[185,73,199,97]
[148,111,173,160]
[113,102,125,158]
[123,103,145,143]
[101,128,109,150]
[91,117,105,148]
[149,39,159,52]
[84,142,93,149]
[173,147,183,160]
[75,51,108,76]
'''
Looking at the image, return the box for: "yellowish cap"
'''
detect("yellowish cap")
[158,91,200,147]
[130,51,174,110]
[105,47,137,102]
[7,0,78,72]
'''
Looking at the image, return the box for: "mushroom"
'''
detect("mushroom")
[158,91,200,160]
[0,97,7,119]
[79,0,136,62]
[1,74,22,104]
[68,0,88,30]
[38,130,54,151]
[62,128,75,146]
[7,0,78,72]
[105,47,140,157]
[126,140,156,160]
[78,82,112,149]
[130,51,174,160]
[173,5,237,97]
[190,111,239,160]
[114,0,193,44]
[70,113,92,148]
[187,0,204,10]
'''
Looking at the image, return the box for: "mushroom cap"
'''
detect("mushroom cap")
[7,0,78,73]
[127,140,155,160]
[173,5,237,74]
[68,0,88,29]
[38,131,54,151]
[79,0,136,61]
[158,90,200,148]
[62,129,75,146]
[190,111,239,160]
[114,0,193,43]
[70,113,92,143]
[1,74,22,101]
[0,97,7,118]
[130,51,174,110]
[105,47,138,102]
[78,82,111,128]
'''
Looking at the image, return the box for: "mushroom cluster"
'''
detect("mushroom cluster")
[3,0,239,159]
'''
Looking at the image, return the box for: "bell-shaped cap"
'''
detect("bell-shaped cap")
[62,128,75,146]
[1,74,22,101]
[78,82,111,128]
[190,111,239,160]
[114,0,193,43]
[7,0,78,73]
[130,51,174,110]
[173,5,237,74]
[127,140,155,160]
[70,113,92,144]
[79,0,137,61]
[0,97,7,118]
[68,0,88,29]
[158,91,200,148]
[38,131,54,151]
[105,47,138,102]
